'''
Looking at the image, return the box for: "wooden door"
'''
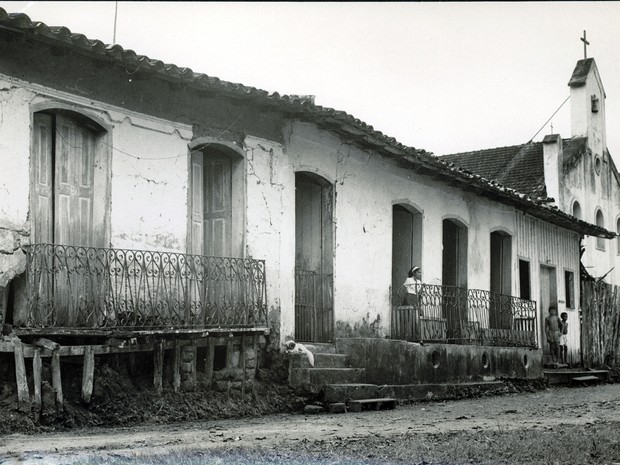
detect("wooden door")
[392,206,413,305]
[204,153,232,257]
[54,114,96,246]
[31,112,97,327]
[490,232,512,329]
[540,266,557,357]
[294,174,333,342]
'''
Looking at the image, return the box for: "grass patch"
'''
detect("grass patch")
[64,421,620,465]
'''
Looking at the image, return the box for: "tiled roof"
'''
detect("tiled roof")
[0,8,614,239]
[442,143,547,198]
[441,137,589,200]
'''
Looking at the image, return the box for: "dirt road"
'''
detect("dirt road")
[1,384,619,464]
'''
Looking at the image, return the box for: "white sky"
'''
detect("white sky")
[5,2,620,160]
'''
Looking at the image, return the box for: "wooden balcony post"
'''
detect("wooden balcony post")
[81,346,95,404]
[33,348,42,419]
[13,340,29,411]
[51,351,63,412]
[153,340,164,395]
[172,339,181,393]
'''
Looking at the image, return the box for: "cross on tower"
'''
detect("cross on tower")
[581,30,590,59]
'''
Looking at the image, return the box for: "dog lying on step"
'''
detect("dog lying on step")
[284,340,315,367]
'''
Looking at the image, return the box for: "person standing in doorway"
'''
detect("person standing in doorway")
[559,311,569,366]
[545,305,562,365]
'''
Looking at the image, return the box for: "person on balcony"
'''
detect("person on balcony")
[401,266,423,306]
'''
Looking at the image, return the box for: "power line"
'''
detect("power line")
[528,96,570,144]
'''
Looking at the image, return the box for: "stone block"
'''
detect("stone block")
[346,402,362,413]
[0,249,26,287]
[181,361,194,373]
[0,229,18,254]
[323,383,378,403]
[303,405,324,414]
[214,381,228,392]
[182,346,196,363]
[327,402,347,414]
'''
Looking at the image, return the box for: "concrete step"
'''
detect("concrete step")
[297,342,336,354]
[347,397,397,412]
[290,353,351,369]
[290,368,366,386]
[323,383,379,403]
[570,375,603,386]
[378,381,506,401]
[545,369,609,386]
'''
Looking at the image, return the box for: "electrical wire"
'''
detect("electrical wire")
[527,96,570,143]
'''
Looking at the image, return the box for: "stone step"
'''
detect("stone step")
[347,397,397,412]
[297,342,337,354]
[290,353,351,369]
[290,368,366,386]
[323,383,379,403]
[544,369,609,386]
[378,381,506,401]
[570,375,603,386]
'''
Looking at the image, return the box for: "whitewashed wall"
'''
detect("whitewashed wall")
[243,121,582,343]
[516,214,581,362]
[0,74,192,255]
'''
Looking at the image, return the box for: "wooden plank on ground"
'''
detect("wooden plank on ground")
[33,348,42,419]
[153,340,164,394]
[13,341,29,410]
[81,346,95,404]
[51,351,63,412]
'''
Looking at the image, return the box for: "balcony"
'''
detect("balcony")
[392,284,537,348]
[19,244,267,332]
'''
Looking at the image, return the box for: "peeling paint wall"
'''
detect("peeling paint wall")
[240,121,579,344]
[109,116,191,252]
[0,73,193,315]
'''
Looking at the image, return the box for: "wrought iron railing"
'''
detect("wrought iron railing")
[21,244,267,329]
[392,284,537,347]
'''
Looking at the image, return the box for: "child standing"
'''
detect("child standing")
[559,312,569,365]
[544,306,562,365]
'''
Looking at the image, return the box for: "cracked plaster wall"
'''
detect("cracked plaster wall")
[0,76,192,305]
[110,116,192,252]
[266,121,578,340]
[0,79,34,309]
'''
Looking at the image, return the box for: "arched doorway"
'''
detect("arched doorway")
[189,144,243,257]
[294,172,334,342]
[442,218,468,340]
[490,230,512,329]
[391,204,423,305]
[31,110,108,246]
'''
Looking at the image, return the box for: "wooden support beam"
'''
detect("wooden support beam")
[204,338,214,387]
[13,341,29,411]
[51,351,63,412]
[172,340,181,393]
[241,335,247,398]
[33,348,42,419]
[252,335,259,396]
[226,335,234,369]
[153,340,164,395]
[81,346,95,404]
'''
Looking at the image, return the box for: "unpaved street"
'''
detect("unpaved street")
[1,384,619,464]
